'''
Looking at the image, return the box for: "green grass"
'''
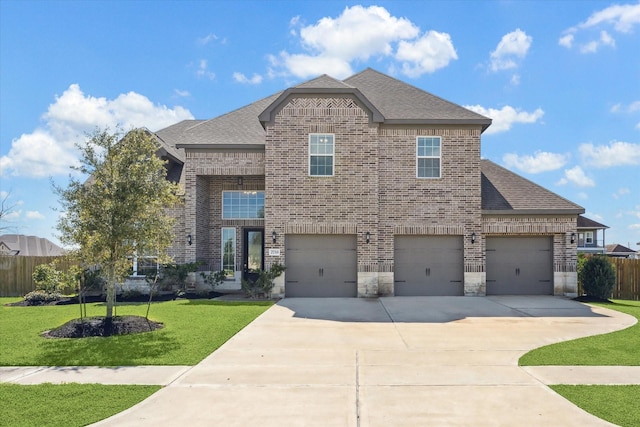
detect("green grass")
[0,383,160,427]
[550,385,640,427]
[519,299,640,366]
[0,297,272,366]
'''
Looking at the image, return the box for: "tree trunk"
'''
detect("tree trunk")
[104,268,117,336]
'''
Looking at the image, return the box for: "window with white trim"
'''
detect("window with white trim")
[585,231,594,244]
[222,191,265,219]
[221,227,236,277]
[309,133,334,176]
[416,136,441,178]
[129,254,158,277]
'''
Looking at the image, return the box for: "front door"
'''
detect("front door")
[243,228,264,282]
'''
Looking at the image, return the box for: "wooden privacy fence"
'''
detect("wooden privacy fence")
[610,258,640,301]
[0,255,76,297]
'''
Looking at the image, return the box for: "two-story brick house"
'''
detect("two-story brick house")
[154,68,584,298]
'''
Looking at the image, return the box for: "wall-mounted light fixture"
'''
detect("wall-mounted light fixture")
[187,234,192,246]
[237,176,243,186]
[471,232,476,244]
[272,230,277,244]
[570,233,576,244]
[365,231,371,244]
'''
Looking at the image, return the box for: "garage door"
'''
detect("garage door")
[486,236,553,295]
[285,235,357,297]
[394,236,464,296]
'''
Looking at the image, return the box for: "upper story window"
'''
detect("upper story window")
[585,231,594,244]
[417,136,441,178]
[222,191,265,219]
[309,133,334,176]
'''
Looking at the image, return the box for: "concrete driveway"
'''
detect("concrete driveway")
[94,296,635,426]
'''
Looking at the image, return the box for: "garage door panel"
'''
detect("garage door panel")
[486,237,553,295]
[285,235,357,297]
[394,236,464,296]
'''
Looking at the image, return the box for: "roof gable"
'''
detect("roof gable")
[258,75,384,126]
[481,160,584,214]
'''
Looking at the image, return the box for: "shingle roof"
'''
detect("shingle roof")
[481,160,584,214]
[577,215,609,229]
[167,68,492,148]
[296,74,354,89]
[154,120,203,161]
[0,234,64,256]
[176,94,280,147]
[606,244,635,254]
[344,68,491,128]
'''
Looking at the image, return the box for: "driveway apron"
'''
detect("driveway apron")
[93,296,634,427]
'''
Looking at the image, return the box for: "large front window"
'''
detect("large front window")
[309,133,334,176]
[222,191,265,219]
[417,136,441,178]
[221,227,236,277]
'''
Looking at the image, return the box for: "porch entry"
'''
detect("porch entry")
[243,228,264,282]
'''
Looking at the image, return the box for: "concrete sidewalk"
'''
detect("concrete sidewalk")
[2,296,638,426]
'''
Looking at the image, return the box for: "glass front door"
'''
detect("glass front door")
[243,228,264,282]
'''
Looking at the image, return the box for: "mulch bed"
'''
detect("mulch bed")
[42,316,163,338]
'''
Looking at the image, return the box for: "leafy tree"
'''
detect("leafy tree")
[579,256,616,300]
[55,128,180,326]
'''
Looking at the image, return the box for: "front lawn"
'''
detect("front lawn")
[0,297,272,366]
[0,383,160,427]
[520,300,640,427]
[519,299,640,366]
[550,385,640,427]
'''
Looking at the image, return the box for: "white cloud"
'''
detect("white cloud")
[612,187,631,199]
[510,74,521,86]
[299,5,418,61]
[196,59,215,80]
[463,105,544,134]
[396,31,458,77]
[197,33,218,45]
[174,89,191,97]
[2,209,21,222]
[579,3,640,33]
[26,211,45,220]
[0,84,193,178]
[559,3,640,52]
[578,30,616,53]
[233,72,264,84]
[556,166,595,187]
[269,5,455,79]
[558,33,574,48]
[579,141,640,168]
[502,151,568,173]
[489,29,532,72]
[577,192,589,200]
[611,100,640,113]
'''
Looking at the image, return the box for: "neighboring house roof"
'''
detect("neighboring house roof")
[606,244,636,256]
[577,215,609,230]
[0,234,64,256]
[481,160,584,215]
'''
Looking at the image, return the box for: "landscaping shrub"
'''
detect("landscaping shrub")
[23,289,63,305]
[241,263,286,298]
[32,262,62,293]
[579,256,616,300]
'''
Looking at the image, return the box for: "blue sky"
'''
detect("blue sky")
[1,0,639,250]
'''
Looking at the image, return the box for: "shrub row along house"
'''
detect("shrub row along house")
[151,68,584,298]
